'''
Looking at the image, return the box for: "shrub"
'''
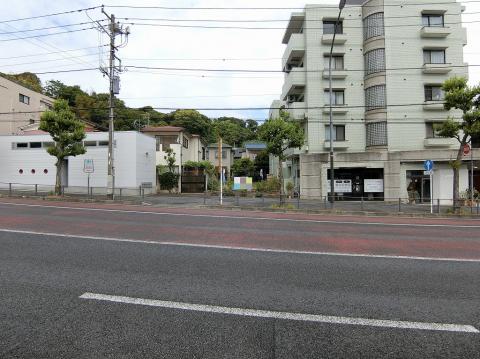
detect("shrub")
[232,158,255,177]
[254,177,281,193]
[159,172,179,193]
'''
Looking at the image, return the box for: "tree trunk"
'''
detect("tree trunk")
[452,144,464,212]
[55,160,62,196]
[279,159,285,205]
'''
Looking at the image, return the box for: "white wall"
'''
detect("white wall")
[0,132,156,192]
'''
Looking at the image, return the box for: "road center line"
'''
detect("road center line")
[79,292,479,334]
[1,227,479,263]
[1,201,480,228]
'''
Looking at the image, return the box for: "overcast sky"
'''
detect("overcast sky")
[1,0,479,122]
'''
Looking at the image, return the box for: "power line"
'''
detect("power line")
[125,21,479,30]
[126,63,479,73]
[0,101,465,115]
[0,53,101,68]
[0,6,102,25]
[0,45,108,60]
[118,11,480,23]
[0,22,98,68]
[0,26,97,42]
[104,1,480,11]
[0,20,106,35]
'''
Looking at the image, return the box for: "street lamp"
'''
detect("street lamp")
[328,0,347,204]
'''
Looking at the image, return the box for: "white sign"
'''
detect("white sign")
[83,159,94,173]
[364,179,384,193]
[328,179,352,193]
[424,170,433,176]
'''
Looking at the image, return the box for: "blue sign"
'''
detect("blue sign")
[424,160,434,172]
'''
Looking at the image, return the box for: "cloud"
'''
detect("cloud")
[1,0,479,123]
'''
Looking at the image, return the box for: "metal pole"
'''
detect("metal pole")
[471,145,474,211]
[219,137,223,205]
[87,173,90,199]
[105,11,116,200]
[430,172,433,214]
[328,7,344,205]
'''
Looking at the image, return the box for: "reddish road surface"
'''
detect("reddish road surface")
[0,198,479,261]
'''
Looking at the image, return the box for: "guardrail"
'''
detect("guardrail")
[0,182,152,200]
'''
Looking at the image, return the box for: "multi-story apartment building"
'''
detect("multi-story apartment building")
[0,75,54,135]
[270,0,478,202]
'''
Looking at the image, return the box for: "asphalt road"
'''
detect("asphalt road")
[0,199,479,358]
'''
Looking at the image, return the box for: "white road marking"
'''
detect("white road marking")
[79,292,479,334]
[0,201,480,228]
[1,227,479,263]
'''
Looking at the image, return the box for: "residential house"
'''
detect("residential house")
[0,75,54,135]
[207,143,234,178]
[141,126,207,172]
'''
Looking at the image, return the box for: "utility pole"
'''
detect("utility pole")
[100,7,130,199]
[219,137,223,205]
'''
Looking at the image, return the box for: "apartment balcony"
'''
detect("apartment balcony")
[322,69,348,79]
[286,102,306,120]
[424,138,456,148]
[322,105,348,115]
[282,33,305,71]
[321,34,347,45]
[420,26,451,38]
[423,101,445,111]
[281,67,306,100]
[324,140,349,150]
[422,63,452,74]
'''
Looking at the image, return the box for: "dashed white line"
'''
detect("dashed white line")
[0,227,479,263]
[79,292,479,334]
[1,201,480,228]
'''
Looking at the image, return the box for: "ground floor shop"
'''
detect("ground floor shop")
[290,150,477,204]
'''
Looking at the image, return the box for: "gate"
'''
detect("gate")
[181,175,206,193]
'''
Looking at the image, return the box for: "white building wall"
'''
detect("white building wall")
[384,0,467,152]
[0,132,156,192]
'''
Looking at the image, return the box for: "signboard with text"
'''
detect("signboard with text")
[83,159,94,173]
[327,179,352,193]
[364,179,384,193]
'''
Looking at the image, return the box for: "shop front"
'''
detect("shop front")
[327,168,384,200]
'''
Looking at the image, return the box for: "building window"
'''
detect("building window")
[424,85,445,101]
[19,94,30,105]
[30,142,42,149]
[422,13,444,27]
[423,49,446,64]
[13,142,28,149]
[155,135,178,151]
[42,142,54,148]
[472,136,480,148]
[182,137,189,149]
[324,55,344,70]
[364,48,385,76]
[366,122,388,146]
[98,141,109,147]
[323,20,343,35]
[324,90,345,105]
[215,150,228,159]
[363,12,384,40]
[325,125,346,141]
[426,122,444,138]
[365,85,386,111]
[84,141,97,147]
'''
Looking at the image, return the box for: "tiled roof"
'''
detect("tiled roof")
[141,126,184,133]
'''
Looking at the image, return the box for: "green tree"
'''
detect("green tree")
[436,77,480,208]
[170,109,212,140]
[254,150,269,180]
[39,100,86,195]
[258,112,304,203]
[1,72,42,93]
[232,158,255,177]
